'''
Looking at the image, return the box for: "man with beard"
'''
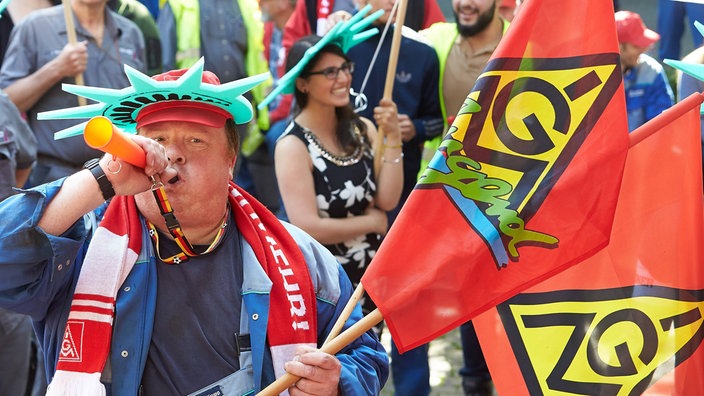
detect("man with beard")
[420,1,508,395]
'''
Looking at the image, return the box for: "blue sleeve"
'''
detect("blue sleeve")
[156,3,177,71]
[0,179,88,320]
[411,47,444,142]
[644,70,674,123]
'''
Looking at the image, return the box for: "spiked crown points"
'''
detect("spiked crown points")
[38,58,270,140]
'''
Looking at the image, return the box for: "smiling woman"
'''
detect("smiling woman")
[273,34,403,316]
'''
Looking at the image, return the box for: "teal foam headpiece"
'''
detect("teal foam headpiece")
[0,0,11,17]
[257,4,383,111]
[38,58,270,139]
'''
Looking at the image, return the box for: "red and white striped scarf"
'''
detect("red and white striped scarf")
[47,183,317,395]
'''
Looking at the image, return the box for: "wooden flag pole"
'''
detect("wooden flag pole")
[322,283,366,346]
[256,309,384,396]
[373,0,408,176]
[61,0,87,106]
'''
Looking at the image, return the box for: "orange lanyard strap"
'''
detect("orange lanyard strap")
[148,186,228,264]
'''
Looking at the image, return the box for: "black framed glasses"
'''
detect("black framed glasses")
[308,62,355,80]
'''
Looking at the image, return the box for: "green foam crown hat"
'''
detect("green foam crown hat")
[257,4,383,111]
[38,57,270,139]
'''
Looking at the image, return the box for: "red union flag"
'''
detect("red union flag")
[361,0,629,352]
[473,93,704,395]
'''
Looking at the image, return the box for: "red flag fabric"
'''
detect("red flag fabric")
[474,94,704,395]
[361,0,629,353]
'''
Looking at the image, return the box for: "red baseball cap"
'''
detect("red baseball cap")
[615,11,660,48]
[135,68,233,129]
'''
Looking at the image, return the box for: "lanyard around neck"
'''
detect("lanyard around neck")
[147,185,228,264]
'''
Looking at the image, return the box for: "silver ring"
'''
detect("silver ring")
[107,160,122,175]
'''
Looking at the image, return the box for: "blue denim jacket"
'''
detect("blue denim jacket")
[0,178,388,395]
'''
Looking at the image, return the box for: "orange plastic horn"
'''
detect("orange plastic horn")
[84,116,147,168]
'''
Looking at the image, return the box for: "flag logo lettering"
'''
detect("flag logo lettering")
[497,287,704,395]
[418,55,621,268]
[58,320,84,363]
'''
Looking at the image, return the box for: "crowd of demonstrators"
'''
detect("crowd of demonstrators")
[419,0,509,395]
[0,60,389,395]
[2,1,697,395]
[615,10,674,132]
[0,0,146,187]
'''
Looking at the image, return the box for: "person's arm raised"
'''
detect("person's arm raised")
[38,135,174,235]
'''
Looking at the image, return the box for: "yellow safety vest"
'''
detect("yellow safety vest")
[167,0,271,141]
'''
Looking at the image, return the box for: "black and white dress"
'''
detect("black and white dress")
[286,122,381,312]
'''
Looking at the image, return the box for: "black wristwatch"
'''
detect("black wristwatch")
[83,158,115,201]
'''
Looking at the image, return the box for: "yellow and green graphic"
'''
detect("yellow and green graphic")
[418,54,621,268]
[498,287,704,395]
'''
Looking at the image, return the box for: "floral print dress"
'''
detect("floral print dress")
[287,122,380,312]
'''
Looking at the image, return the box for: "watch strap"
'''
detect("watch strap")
[84,159,115,201]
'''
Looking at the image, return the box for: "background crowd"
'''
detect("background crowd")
[0,0,701,395]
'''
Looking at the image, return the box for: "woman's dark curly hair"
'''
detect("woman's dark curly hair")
[287,35,369,153]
